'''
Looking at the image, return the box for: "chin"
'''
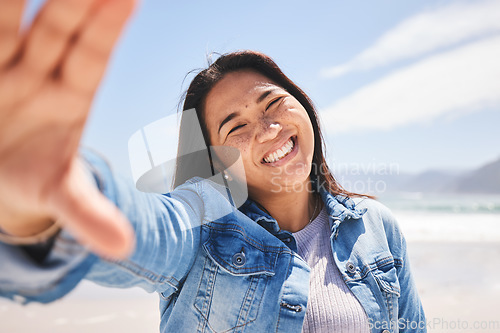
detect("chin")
[265,171,311,194]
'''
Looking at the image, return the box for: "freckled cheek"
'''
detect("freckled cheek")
[281,112,310,137]
[277,105,306,122]
[278,111,293,122]
[286,107,313,132]
[226,135,256,165]
[227,136,251,154]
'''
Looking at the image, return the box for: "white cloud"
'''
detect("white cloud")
[321,0,500,78]
[320,35,500,134]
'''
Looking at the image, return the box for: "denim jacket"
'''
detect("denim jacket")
[0,151,426,333]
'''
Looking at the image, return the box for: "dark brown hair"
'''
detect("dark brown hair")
[176,50,368,199]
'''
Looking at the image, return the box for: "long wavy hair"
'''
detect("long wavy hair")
[175,50,368,199]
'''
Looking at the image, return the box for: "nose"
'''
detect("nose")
[256,121,282,144]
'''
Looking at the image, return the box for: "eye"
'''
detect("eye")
[228,124,246,135]
[266,96,283,111]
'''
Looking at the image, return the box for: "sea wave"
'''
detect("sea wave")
[392,211,500,242]
[379,193,500,214]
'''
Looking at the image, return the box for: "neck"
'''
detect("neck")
[252,179,321,232]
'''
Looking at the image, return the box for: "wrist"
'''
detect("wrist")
[0,204,55,238]
[0,220,60,245]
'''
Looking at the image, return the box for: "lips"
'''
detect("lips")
[262,136,295,163]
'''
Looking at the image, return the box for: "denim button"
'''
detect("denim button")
[382,330,390,333]
[346,262,356,274]
[284,238,291,243]
[232,252,246,266]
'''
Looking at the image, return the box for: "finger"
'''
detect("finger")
[20,0,98,77]
[49,160,135,259]
[61,0,136,95]
[0,0,25,66]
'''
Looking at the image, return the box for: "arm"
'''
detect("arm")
[0,149,203,303]
[378,202,427,332]
[0,0,136,258]
[397,235,427,332]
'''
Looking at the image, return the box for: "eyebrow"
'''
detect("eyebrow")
[218,112,239,134]
[217,88,280,134]
[256,89,275,104]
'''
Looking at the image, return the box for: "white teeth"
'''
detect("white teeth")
[263,138,294,163]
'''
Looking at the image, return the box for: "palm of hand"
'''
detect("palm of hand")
[0,0,136,258]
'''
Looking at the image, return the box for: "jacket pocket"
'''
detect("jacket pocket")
[194,225,278,332]
[374,265,400,297]
[372,256,401,329]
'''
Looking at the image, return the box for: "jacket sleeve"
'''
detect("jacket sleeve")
[0,149,203,304]
[396,233,427,332]
[378,202,427,332]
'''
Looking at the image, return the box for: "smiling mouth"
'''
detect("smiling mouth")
[263,137,295,163]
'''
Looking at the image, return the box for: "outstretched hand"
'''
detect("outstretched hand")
[0,0,136,258]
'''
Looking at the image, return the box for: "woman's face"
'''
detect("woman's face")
[203,70,315,198]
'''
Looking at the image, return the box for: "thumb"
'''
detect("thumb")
[48,160,135,259]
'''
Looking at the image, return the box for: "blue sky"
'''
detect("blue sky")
[28,0,500,178]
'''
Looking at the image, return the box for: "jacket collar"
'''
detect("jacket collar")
[319,189,367,222]
[239,182,367,233]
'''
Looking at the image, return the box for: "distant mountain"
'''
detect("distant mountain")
[336,156,500,195]
[451,157,500,194]
[400,169,459,193]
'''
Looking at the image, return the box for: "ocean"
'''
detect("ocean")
[379,193,500,243]
[379,192,500,214]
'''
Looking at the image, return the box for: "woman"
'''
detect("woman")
[0,1,425,332]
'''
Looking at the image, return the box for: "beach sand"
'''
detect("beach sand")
[0,286,160,333]
[1,213,499,332]
[409,242,500,333]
